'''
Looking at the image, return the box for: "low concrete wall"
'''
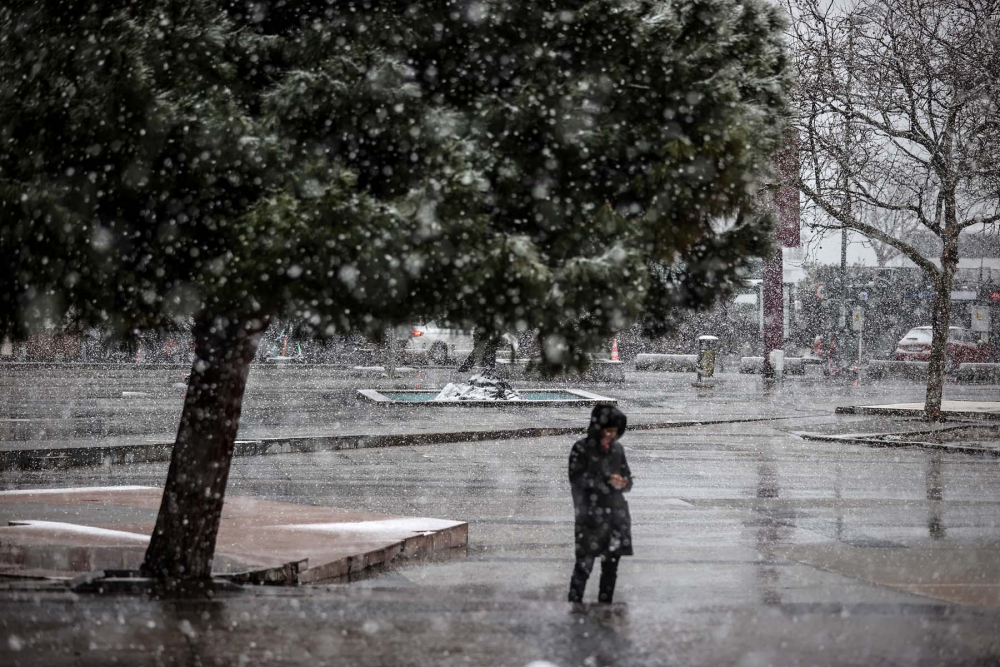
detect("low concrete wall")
[866,359,930,380]
[584,360,626,383]
[492,359,624,383]
[0,416,787,472]
[634,354,697,372]
[739,357,805,375]
[956,363,1000,384]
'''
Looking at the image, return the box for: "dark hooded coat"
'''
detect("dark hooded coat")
[569,404,633,558]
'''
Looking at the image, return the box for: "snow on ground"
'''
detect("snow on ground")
[284,518,464,535]
[6,520,150,542]
[0,486,157,496]
[434,373,522,401]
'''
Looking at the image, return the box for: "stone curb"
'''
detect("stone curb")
[0,416,792,471]
[0,361,390,372]
[835,405,1000,421]
[2,526,471,592]
[795,430,1000,457]
[65,524,471,591]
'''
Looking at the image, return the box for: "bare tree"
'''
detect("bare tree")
[856,191,925,267]
[786,0,1000,419]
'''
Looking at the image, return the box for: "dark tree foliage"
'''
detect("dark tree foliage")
[0,0,788,582]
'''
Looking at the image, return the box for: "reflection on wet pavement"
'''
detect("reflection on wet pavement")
[3,416,1000,664]
[926,451,946,541]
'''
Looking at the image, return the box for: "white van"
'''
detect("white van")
[402,323,475,365]
[399,324,520,366]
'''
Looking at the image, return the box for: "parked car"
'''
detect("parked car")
[399,324,521,366]
[893,326,993,369]
[402,323,475,365]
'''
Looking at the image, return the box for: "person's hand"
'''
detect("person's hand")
[609,474,627,490]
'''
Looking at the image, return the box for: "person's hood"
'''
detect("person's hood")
[587,404,627,443]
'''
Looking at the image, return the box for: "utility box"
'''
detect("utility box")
[768,349,785,377]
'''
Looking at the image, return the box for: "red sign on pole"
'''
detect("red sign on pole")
[990,290,1000,302]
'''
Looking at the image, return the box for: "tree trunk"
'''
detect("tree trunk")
[459,328,499,373]
[924,242,957,421]
[141,314,268,583]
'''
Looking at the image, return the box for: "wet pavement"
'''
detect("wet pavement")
[3,363,999,453]
[3,416,1000,665]
[1,364,819,449]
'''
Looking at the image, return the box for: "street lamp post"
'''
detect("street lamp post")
[840,206,849,335]
[837,13,865,366]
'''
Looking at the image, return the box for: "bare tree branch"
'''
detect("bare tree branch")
[796,177,941,275]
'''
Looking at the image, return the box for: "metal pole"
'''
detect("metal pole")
[839,22,856,344]
[840,226,848,332]
[857,316,863,372]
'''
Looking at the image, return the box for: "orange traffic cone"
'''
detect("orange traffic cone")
[611,339,620,362]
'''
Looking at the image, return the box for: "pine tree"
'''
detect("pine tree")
[1,0,789,584]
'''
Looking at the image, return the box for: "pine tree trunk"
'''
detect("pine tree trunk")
[141,314,268,583]
[924,245,956,421]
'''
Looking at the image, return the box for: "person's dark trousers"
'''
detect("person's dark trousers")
[568,554,620,603]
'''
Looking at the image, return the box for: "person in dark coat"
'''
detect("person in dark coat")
[568,404,633,603]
